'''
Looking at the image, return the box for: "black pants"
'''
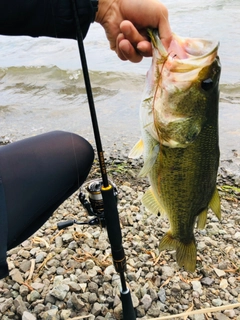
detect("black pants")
[0,131,94,256]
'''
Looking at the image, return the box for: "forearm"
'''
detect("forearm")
[0,0,97,39]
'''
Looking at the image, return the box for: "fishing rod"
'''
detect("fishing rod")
[70,1,136,319]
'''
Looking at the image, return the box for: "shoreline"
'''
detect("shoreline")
[1,136,240,188]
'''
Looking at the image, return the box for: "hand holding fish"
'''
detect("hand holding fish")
[95,0,172,62]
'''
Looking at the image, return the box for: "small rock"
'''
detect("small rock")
[91,302,102,316]
[42,308,59,320]
[50,284,69,301]
[22,311,37,320]
[19,260,31,273]
[88,281,99,293]
[62,233,73,242]
[224,309,236,318]
[131,293,140,308]
[214,268,226,277]
[77,273,89,283]
[233,231,240,240]
[148,288,158,301]
[33,304,45,314]
[19,250,31,259]
[55,236,63,248]
[71,292,85,310]
[85,259,95,270]
[20,284,29,296]
[158,288,166,303]
[193,315,205,320]
[141,294,152,310]
[104,265,116,276]
[136,305,146,318]
[27,290,41,302]
[14,295,27,315]
[113,294,121,307]
[147,301,161,317]
[60,309,72,320]
[180,281,191,290]
[171,283,181,294]
[0,298,13,313]
[31,283,45,291]
[191,281,203,295]
[35,252,47,263]
[201,277,214,286]
[161,266,174,278]
[212,298,223,307]
[220,279,228,289]
[214,312,230,320]
[89,292,98,303]
[66,281,81,292]
[10,268,24,283]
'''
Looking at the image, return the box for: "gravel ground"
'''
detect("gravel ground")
[0,146,240,320]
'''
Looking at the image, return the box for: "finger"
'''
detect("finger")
[116,33,128,61]
[118,39,143,63]
[136,40,152,57]
[157,4,172,48]
[120,20,147,47]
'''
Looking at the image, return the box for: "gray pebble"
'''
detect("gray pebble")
[214,313,231,320]
[19,260,31,273]
[42,308,59,320]
[91,302,102,316]
[20,284,29,296]
[0,297,13,313]
[50,285,69,301]
[141,294,152,310]
[35,252,47,263]
[158,288,166,303]
[201,277,214,286]
[27,290,41,302]
[212,298,223,306]
[161,266,174,278]
[71,292,85,310]
[191,280,203,295]
[88,292,98,303]
[22,311,37,320]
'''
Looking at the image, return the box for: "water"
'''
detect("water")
[0,0,239,159]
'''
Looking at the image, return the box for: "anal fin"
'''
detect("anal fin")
[197,208,208,229]
[209,187,221,220]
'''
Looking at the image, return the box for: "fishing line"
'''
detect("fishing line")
[70,133,80,189]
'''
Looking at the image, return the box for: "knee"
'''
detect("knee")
[70,133,94,168]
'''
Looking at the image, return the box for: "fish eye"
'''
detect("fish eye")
[201,78,213,91]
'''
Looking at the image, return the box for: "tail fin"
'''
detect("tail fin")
[159,231,197,272]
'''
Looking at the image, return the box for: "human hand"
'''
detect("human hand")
[95,0,172,62]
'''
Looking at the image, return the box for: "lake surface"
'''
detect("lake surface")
[0,0,239,160]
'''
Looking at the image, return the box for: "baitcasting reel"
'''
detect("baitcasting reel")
[57,179,118,230]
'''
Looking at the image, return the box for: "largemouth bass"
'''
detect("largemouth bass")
[130,30,221,272]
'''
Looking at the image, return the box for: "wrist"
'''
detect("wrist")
[95,0,116,24]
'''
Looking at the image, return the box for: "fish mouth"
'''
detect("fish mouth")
[148,29,219,77]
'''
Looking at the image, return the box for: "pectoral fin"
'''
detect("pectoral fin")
[139,143,160,177]
[128,139,144,159]
[142,187,165,216]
